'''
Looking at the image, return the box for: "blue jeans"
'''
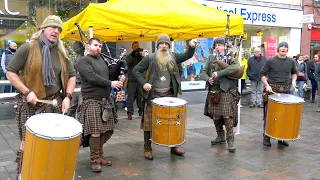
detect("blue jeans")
[296,80,305,98]
[310,78,318,100]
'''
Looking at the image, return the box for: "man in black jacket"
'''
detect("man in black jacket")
[304,55,317,102]
[125,42,143,120]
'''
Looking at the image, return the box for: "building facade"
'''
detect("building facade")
[302,0,320,57]
[194,0,303,58]
[0,0,94,48]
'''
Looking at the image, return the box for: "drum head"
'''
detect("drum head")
[25,113,82,140]
[152,97,187,107]
[269,94,304,104]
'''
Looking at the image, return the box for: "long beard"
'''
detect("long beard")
[156,49,175,72]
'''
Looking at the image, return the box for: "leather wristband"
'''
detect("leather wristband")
[23,89,31,97]
[66,92,72,100]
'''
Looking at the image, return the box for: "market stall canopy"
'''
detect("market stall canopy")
[0,22,36,44]
[60,0,244,42]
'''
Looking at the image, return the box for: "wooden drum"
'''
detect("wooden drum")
[21,113,82,180]
[151,97,187,147]
[265,94,304,141]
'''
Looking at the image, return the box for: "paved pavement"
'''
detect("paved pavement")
[0,91,320,180]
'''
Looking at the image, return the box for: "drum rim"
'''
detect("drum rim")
[26,125,82,140]
[25,113,82,140]
[264,132,300,141]
[151,139,186,147]
[268,94,305,104]
[268,98,304,104]
[152,97,188,107]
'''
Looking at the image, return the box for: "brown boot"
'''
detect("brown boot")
[170,147,185,156]
[89,136,101,172]
[263,135,271,147]
[144,151,154,160]
[99,131,113,166]
[144,131,153,160]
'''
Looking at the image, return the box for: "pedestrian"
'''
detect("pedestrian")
[247,47,266,108]
[125,42,143,120]
[295,54,308,98]
[240,50,248,94]
[202,37,240,153]
[314,56,320,112]
[305,54,317,103]
[133,34,198,160]
[260,41,297,147]
[5,15,76,179]
[1,41,17,92]
[76,38,125,172]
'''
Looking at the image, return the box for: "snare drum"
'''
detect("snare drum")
[151,97,187,147]
[265,94,304,141]
[21,113,82,180]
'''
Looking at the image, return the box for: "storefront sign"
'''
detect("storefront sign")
[193,0,303,28]
[0,0,19,15]
[266,37,277,59]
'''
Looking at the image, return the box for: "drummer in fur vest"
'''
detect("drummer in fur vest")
[76,38,125,172]
[260,41,297,147]
[133,34,198,160]
[202,37,240,153]
[5,15,76,178]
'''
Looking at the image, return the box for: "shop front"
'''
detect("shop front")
[193,0,303,58]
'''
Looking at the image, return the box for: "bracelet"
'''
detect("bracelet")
[65,92,72,100]
[23,89,31,97]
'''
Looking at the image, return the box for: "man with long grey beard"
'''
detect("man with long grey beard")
[133,34,198,160]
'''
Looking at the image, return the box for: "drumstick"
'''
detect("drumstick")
[36,99,58,107]
[271,91,281,96]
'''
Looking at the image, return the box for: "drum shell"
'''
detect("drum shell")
[21,114,82,180]
[265,97,303,141]
[151,99,187,147]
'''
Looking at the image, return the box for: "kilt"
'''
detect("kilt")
[15,92,63,141]
[206,88,240,127]
[78,96,117,140]
[263,83,290,121]
[141,91,173,131]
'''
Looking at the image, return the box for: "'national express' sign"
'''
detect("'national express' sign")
[193,0,303,28]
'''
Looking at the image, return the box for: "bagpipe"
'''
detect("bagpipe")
[75,23,127,81]
[212,15,245,80]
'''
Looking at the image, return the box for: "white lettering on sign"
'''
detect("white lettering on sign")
[193,0,303,28]
[0,0,19,15]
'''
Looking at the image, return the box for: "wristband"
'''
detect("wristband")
[23,89,31,97]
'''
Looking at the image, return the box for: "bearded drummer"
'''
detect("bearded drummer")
[260,42,297,147]
[133,34,198,160]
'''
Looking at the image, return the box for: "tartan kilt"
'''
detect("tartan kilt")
[78,97,117,138]
[15,93,63,141]
[141,91,173,131]
[209,89,240,127]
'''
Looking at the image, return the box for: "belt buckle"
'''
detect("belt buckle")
[279,87,284,91]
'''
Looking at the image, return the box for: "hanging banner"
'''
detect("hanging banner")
[174,38,214,90]
[266,36,277,59]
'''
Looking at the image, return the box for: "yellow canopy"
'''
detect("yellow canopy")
[60,0,243,42]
